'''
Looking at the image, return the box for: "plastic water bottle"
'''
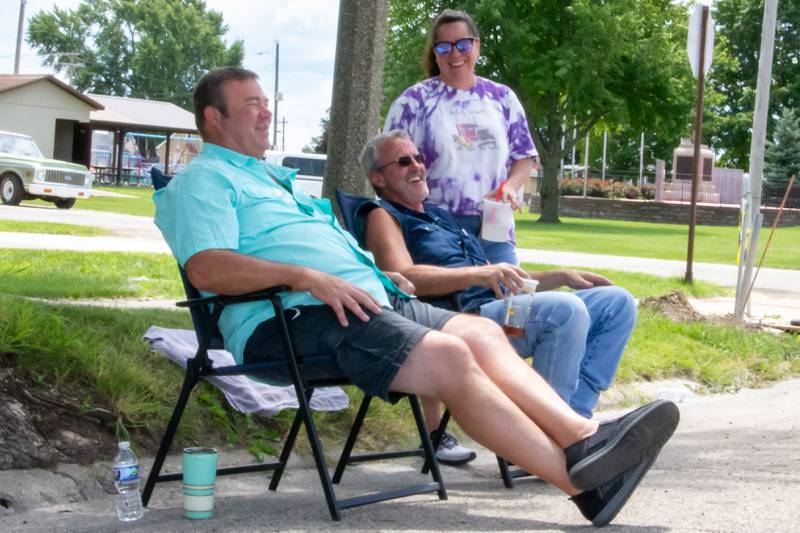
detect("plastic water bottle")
[113,441,144,521]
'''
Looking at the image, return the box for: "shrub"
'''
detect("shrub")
[560,178,584,196]
[640,184,656,200]
[587,178,613,198]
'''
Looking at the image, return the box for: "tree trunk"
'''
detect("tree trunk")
[538,149,562,223]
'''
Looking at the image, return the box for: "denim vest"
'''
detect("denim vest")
[375,200,496,312]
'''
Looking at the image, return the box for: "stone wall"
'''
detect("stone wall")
[527,196,800,227]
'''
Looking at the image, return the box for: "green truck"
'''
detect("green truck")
[0,130,93,209]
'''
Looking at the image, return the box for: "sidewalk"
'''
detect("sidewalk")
[2,378,798,532]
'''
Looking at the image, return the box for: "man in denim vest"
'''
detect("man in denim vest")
[358,130,637,467]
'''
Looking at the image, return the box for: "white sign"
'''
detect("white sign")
[687,4,715,78]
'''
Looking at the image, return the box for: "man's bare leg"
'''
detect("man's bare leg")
[389,328,593,494]
[441,314,598,447]
[421,396,444,433]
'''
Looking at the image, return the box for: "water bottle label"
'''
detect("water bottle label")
[114,465,139,482]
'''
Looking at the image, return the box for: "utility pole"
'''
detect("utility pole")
[280,117,287,152]
[735,0,779,318]
[273,40,280,152]
[14,0,27,74]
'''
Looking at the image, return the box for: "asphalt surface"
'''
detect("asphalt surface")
[1,378,798,532]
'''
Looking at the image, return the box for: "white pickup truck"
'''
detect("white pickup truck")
[0,130,93,209]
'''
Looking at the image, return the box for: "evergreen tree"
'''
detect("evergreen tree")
[764,108,800,201]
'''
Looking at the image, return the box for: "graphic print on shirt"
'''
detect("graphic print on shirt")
[450,99,499,152]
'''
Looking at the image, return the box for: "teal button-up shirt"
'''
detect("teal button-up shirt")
[154,143,402,363]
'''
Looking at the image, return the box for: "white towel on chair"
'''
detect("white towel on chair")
[143,326,349,415]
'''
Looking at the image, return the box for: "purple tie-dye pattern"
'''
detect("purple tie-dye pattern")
[384,76,536,217]
[508,114,535,159]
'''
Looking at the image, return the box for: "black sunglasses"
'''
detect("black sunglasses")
[376,153,425,171]
[434,37,476,56]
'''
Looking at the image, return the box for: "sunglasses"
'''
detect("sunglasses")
[376,153,425,171]
[434,37,476,56]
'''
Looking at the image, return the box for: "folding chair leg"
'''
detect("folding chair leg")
[268,400,307,492]
[141,364,200,506]
[421,408,452,475]
[409,395,447,500]
[332,395,373,484]
[497,456,515,489]
[295,387,342,520]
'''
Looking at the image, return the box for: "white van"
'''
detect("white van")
[264,151,326,197]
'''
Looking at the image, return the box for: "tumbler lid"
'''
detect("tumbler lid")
[522,279,539,292]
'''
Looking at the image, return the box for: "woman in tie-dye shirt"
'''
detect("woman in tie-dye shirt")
[384,9,538,265]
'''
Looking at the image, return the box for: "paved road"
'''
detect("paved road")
[2,379,798,532]
[2,203,798,290]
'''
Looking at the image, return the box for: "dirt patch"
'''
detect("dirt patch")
[0,351,121,469]
[640,291,705,322]
[640,291,764,330]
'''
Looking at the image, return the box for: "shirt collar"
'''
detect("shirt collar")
[201,142,258,168]
[201,142,296,182]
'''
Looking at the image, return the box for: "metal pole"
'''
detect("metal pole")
[602,130,607,181]
[273,40,280,152]
[685,5,709,284]
[583,132,589,198]
[14,0,27,74]
[281,117,287,151]
[735,0,779,318]
[571,117,577,178]
[560,116,565,179]
[639,132,645,187]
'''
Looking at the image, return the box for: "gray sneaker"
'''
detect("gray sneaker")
[433,431,477,466]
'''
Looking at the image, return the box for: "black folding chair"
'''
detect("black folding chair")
[335,189,534,489]
[142,178,447,521]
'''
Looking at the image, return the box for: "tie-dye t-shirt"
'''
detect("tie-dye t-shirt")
[384,76,536,217]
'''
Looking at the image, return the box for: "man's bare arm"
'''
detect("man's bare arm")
[185,249,383,326]
[528,269,613,292]
[364,208,527,298]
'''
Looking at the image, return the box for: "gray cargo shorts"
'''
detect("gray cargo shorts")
[243,295,456,402]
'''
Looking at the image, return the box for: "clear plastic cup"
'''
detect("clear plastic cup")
[481,199,514,242]
[502,279,539,338]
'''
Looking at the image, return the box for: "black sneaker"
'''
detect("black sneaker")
[565,399,679,491]
[571,453,658,527]
[432,431,477,466]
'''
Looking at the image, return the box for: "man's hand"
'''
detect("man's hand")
[473,263,530,298]
[559,270,613,290]
[292,268,383,327]
[384,271,416,294]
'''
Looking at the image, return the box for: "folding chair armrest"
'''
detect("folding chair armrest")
[176,285,291,308]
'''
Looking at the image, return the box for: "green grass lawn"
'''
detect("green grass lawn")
[0,247,796,455]
[0,249,182,299]
[515,213,800,270]
[0,220,112,236]
[22,186,155,217]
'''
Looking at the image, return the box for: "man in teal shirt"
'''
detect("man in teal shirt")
[153,67,678,527]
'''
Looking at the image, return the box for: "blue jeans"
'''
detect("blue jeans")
[452,214,519,265]
[478,286,637,418]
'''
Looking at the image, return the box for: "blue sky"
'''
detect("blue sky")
[0,0,340,152]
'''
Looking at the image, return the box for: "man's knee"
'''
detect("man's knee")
[535,292,592,334]
[393,331,483,397]
[445,313,507,345]
[579,285,637,329]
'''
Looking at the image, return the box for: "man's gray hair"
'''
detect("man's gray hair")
[359,130,411,176]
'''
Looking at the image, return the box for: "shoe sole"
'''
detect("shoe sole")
[437,451,478,467]
[592,453,658,527]
[569,399,679,491]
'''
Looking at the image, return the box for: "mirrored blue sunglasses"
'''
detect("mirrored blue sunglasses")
[433,37,476,56]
